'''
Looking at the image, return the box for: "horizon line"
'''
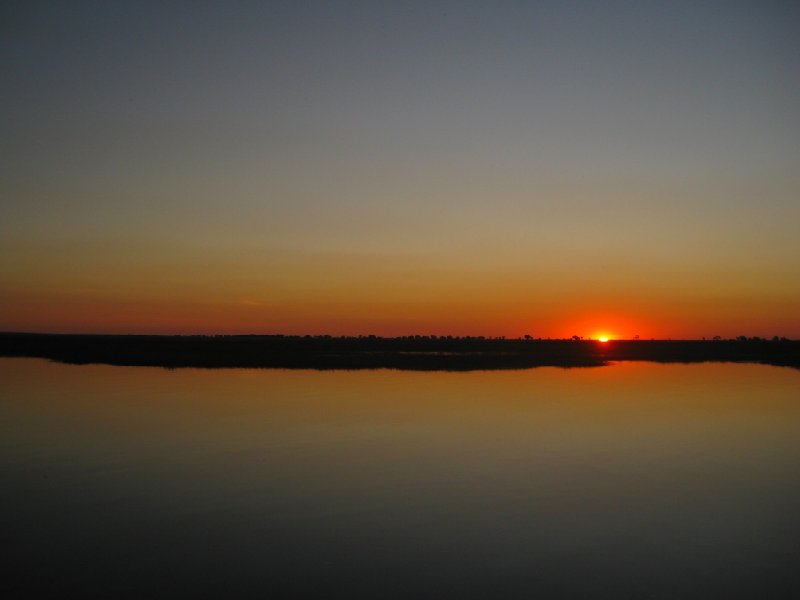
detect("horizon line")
[1,331,797,342]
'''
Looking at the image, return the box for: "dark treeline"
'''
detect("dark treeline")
[1,333,799,370]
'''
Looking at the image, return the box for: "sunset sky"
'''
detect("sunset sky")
[2,1,799,338]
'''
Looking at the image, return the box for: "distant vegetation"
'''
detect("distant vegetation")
[1,333,798,370]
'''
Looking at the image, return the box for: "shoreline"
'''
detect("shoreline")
[2,333,798,371]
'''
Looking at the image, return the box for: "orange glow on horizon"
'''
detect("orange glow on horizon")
[1,285,798,340]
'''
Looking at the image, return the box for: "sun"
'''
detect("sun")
[592,331,614,342]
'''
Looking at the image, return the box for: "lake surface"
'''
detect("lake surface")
[2,359,799,598]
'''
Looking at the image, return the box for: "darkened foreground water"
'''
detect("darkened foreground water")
[2,359,799,598]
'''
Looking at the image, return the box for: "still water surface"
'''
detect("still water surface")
[2,358,799,598]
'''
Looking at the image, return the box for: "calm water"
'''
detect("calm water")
[2,358,799,598]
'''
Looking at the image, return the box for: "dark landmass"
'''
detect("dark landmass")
[1,333,799,370]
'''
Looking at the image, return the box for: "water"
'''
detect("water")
[2,358,799,598]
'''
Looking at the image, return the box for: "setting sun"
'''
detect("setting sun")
[598,336,610,343]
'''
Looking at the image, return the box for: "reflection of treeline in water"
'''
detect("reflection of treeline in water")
[1,333,799,370]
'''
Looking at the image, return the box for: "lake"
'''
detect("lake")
[2,358,799,598]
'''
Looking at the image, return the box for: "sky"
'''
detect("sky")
[1,0,799,338]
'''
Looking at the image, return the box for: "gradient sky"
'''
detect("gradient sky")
[2,0,799,338]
